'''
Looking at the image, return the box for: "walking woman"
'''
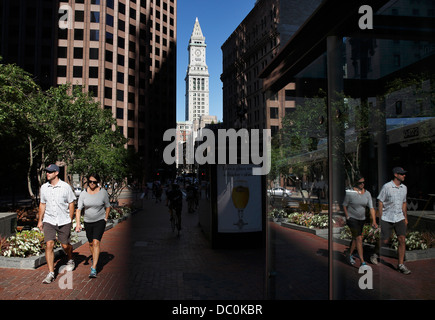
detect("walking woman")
[75,173,111,278]
[343,174,378,268]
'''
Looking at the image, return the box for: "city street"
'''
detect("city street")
[0,194,434,301]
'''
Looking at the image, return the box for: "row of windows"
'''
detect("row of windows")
[269,107,295,119]
[57,65,137,84]
[116,126,136,139]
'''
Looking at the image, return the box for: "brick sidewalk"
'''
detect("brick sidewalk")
[0,196,434,300]
[0,197,265,300]
[269,222,435,299]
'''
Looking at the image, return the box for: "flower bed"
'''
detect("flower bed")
[338,225,434,251]
[269,209,345,229]
[109,206,132,221]
[1,228,79,258]
[0,206,132,258]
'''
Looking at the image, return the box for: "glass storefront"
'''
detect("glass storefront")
[263,0,435,299]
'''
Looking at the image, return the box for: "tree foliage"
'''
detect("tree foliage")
[0,60,131,204]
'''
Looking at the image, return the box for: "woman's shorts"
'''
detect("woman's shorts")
[43,222,72,244]
[346,217,365,238]
[84,219,106,242]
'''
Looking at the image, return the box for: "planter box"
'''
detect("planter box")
[334,236,435,261]
[0,240,84,269]
[0,212,17,239]
[0,212,133,270]
[281,221,343,237]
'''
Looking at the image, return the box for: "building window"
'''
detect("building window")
[58,47,67,58]
[118,37,125,49]
[271,126,279,136]
[105,50,113,62]
[90,11,100,23]
[73,66,82,77]
[128,127,135,139]
[285,89,295,100]
[106,32,113,45]
[57,65,67,77]
[119,2,125,15]
[90,30,99,41]
[88,85,98,97]
[75,10,84,22]
[128,93,135,104]
[116,107,124,119]
[107,14,114,27]
[128,109,135,120]
[74,29,84,40]
[73,47,83,59]
[105,68,112,81]
[89,66,99,78]
[104,87,112,99]
[117,89,124,101]
[117,71,124,83]
[118,54,124,66]
[119,20,125,31]
[89,47,99,59]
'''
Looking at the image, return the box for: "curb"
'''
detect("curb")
[0,213,132,270]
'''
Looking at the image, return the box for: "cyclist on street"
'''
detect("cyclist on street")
[167,183,183,231]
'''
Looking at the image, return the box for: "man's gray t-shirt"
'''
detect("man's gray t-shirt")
[77,188,111,223]
[343,189,374,220]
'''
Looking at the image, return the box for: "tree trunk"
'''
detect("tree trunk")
[27,136,36,206]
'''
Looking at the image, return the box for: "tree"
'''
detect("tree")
[70,125,129,203]
[271,89,379,199]
[1,60,130,204]
[0,60,43,203]
[40,84,129,203]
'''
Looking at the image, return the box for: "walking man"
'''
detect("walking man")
[371,167,411,274]
[37,164,77,283]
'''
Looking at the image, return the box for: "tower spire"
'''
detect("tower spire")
[190,17,205,44]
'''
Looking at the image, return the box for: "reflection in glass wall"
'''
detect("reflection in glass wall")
[266,0,435,299]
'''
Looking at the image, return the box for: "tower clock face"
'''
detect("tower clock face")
[195,49,201,56]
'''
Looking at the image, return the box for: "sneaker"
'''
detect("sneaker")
[89,267,97,278]
[348,254,356,266]
[360,262,370,270]
[42,272,55,284]
[398,264,411,275]
[65,259,75,272]
[370,254,379,265]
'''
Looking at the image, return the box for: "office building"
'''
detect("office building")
[221,0,322,132]
[0,0,177,181]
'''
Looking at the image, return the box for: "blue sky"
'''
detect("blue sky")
[176,0,257,122]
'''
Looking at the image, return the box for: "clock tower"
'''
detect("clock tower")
[185,18,209,122]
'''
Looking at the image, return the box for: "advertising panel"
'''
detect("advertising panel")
[217,164,262,233]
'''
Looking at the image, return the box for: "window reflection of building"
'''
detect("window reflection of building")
[260,0,435,299]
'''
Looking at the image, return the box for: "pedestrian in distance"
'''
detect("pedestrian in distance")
[186,183,197,213]
[75,173,111,278]
[343,174,378,268]
[153,181,163,203]
[37,164,77,284]
[371,167,411,274]
[167,183,183,232]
